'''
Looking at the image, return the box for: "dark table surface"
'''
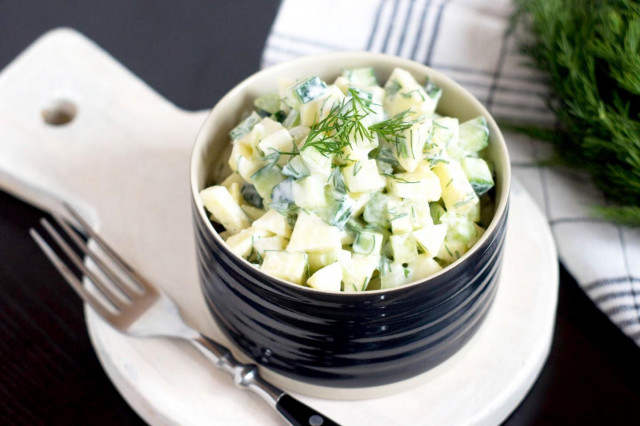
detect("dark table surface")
[1,1,639,425]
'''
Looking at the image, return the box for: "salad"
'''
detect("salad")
[200,67,495,292]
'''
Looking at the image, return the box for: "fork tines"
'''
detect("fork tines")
[30,203,149,320]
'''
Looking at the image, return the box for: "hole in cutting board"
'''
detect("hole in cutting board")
[41,99,77,126]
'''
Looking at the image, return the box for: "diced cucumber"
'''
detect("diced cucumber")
[229,112,261,141]
[300,85,345,127]
[431,117,458,146]
[380,255,442,289]
[282,155,310,179]
[292,175,327,209]
[287,211,342,252]
[254,93,281,114]
[241,183,263,208]
[383,68,437,118]
[329,166,349,194]
[352,231,384,256]
[258,129,295,166]
[432,162,480,217]
[459,117,489,152]
[436,237,468,263]
[380,261,412,289]
[386,166,441,201]
[461,157,494,196]
[342,254,380,292]
[252,208,293,238]
[349,192,371,218]
[412,224,447,258]
[270,178,295,214]
[407,200,433,230]
[323,192,354,230]
[282,109,300,128]
[288,125,310,146]
[240,204,265,221]
[294,76,328,104]
[431,117,462,160]
[307,248,351,273]
[261,251,308,285]
[375,146,400,175]
[221,172,245,189]
[259,117,285,136]
[224,226,271,259]
[390,233,418,263]
[251,165,285,201]
[237,155,265,184]
[440,212,478,246]
[340,228,356,245]
[228,139,252,173]
[227,182,242,205]
[430,202,446,224]
[343,67,378,88]
[253,235,287,258]
[424,78,443,102]
[342,159,386,193]
[395,120,432,173]
[200,185,251,234]
[363,192,389,226]
[411,255,443,280]
[300,146,333,178]
[307,262,343,292]
[333,75,350,94]
[388,205,414,235]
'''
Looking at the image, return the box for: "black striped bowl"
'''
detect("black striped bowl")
[190,52,510,389]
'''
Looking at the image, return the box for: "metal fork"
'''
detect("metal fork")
[30,202,339,426]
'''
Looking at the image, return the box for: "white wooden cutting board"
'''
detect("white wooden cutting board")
[0,28,558,425]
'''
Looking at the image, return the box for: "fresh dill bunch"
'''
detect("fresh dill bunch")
[514,0,640,226]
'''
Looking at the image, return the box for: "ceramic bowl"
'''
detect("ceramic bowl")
[190,52,510,390]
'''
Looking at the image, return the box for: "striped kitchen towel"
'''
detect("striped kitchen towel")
[262,0,640,345]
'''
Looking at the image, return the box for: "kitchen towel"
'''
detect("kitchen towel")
[262,0,640,345]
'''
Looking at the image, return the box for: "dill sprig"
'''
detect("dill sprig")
[301,89,375,157]
[369,110,415,140]
[514,0,640,226]
[369,110,416,158]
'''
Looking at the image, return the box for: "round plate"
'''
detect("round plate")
[86,179,558,425]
